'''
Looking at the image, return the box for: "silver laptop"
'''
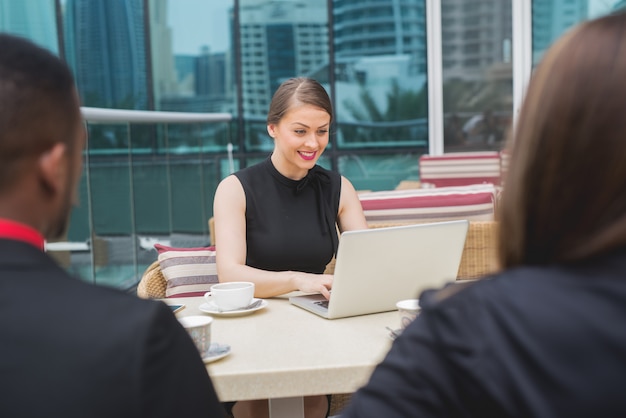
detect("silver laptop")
[289,220,469,319]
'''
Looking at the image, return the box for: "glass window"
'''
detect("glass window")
[334,0,428,190]
[58,0,236,288]
[63,0,149,109]
[159,0,236,121]
[441,0,513,152]
[25,0,606,289]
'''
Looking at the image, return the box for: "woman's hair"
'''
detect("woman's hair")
[499,11,626,268]
[267,77,333,125]
[0,33,79,193]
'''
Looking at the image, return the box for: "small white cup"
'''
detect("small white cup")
[396,299,421,330]
[178,315,213,358]
[205,281,255,311]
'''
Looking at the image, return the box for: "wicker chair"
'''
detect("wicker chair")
[137,260,167,299]
[456,221,499,279]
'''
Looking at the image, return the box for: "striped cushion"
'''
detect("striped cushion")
[358,184,498,225]
[419,151,502,188]
[155,244,218,298]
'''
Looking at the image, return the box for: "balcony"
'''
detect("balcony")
[46,107,232,292]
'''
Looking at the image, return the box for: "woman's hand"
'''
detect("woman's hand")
[293,273,333,300]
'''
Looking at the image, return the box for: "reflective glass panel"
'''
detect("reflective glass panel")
[333,0,427,191]
[334,0,428,150]
[158,0,236,119]
[441,0,513,152]
[63,0,149,109]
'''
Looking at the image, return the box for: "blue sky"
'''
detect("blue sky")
[167,0,230,55]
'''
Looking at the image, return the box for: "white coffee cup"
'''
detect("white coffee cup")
[205,281,255,311]
[178,315,213,358]
[396,299,421,330]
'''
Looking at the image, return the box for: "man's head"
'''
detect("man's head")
[0,33,85,240]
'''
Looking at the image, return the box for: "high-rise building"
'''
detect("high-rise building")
[148,0,177,110]
[333,0,426,66]
[332,0,427,126]
[63,0,149,109]
[173,54,196,95]
[195,47,227,98]
[239,0,328,118]
[441,0,512,81]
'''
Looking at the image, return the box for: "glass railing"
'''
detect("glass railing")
[46,107,233,292]
[47,107,427,292]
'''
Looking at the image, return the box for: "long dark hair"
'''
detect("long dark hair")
[499,12,626,268]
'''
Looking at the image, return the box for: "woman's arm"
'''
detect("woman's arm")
[337,176,369,233]
[213,175,333,299]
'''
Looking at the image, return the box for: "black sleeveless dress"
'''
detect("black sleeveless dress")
[234,157,341,273]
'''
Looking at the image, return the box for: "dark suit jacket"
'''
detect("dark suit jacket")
[0,239,226,417]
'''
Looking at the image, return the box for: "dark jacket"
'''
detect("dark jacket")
[343,248,626,417]
[0,239,225,417]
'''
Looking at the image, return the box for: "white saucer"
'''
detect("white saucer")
[203,343,231,363]
[199,298,268,317]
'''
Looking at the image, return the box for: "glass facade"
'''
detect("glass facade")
[441,0,513,151]
[1,0,624,289]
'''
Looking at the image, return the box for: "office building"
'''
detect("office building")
[239,0,328,118]
[64,0,149,109]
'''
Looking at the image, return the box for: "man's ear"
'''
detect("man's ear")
[37,143,67,196]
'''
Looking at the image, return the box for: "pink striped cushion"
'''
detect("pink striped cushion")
[358,184,498,225]
[419,151,502,188]
[155,244,218,298]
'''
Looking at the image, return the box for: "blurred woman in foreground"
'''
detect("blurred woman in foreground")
[343,11,626,418]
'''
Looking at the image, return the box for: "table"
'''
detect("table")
[168,294,399,418]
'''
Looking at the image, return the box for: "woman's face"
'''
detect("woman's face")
[268,103,330,180]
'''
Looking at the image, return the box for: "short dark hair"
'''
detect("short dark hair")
[267,77,333,125]
[499,12,626,268]
[0,33,79,192]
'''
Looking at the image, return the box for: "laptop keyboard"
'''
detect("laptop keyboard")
[314,300,329,309]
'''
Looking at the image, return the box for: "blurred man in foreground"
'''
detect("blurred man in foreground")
[0,33,225,418]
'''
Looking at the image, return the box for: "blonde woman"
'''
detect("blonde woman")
[213,77,367,418]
